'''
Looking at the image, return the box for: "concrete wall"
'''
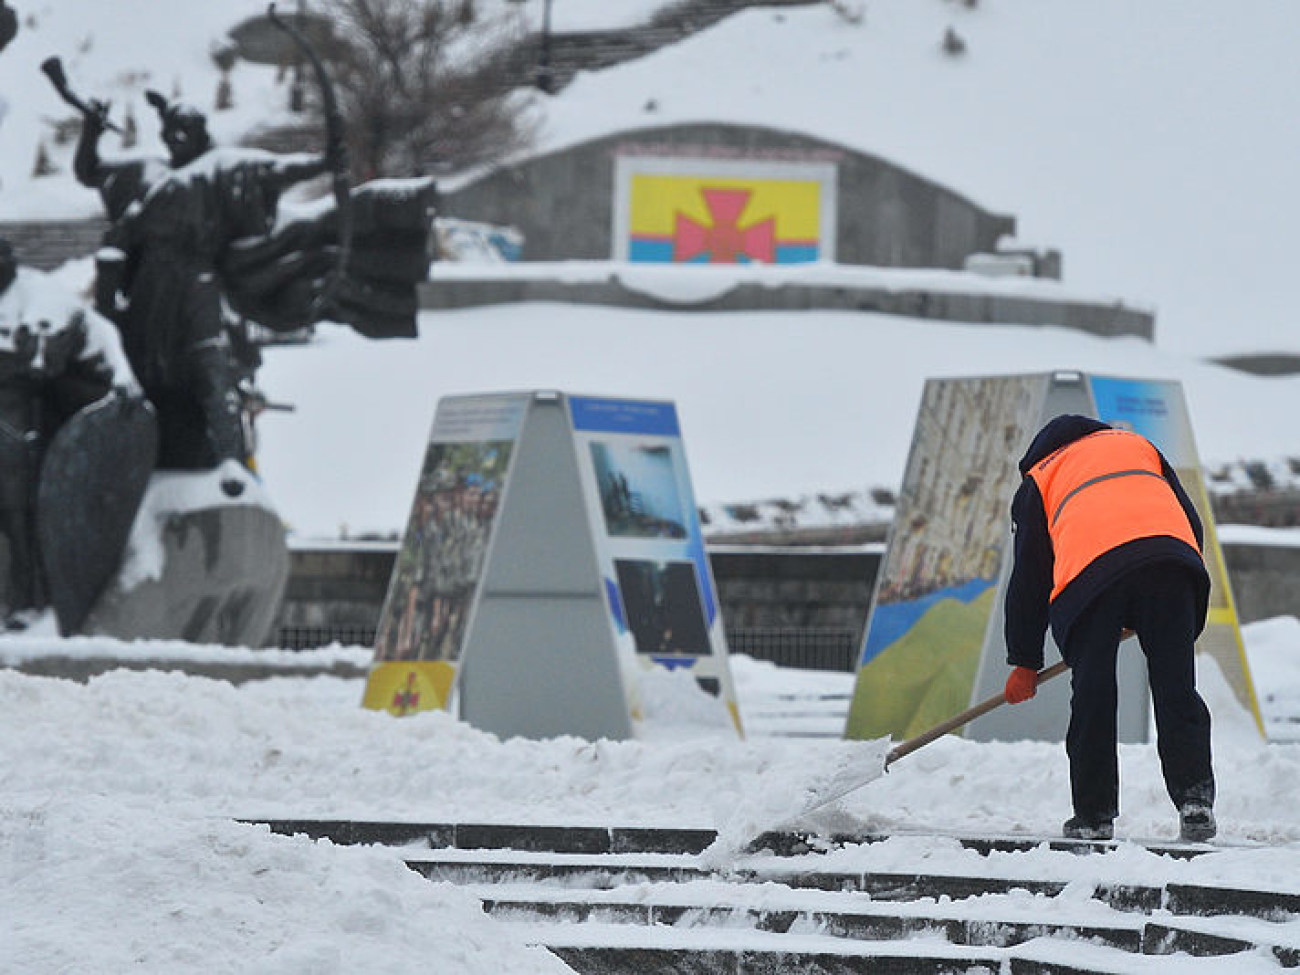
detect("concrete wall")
[440,122,1016,269]
[1214,491,1300,529]
[274,539,1300,667]
[0,217,107,271]
[275,545,397,649]
[273,544,884,670]
[419,273,1155,339]
[1221,540,1300,624]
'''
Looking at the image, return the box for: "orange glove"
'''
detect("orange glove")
[1004,666,1039,704]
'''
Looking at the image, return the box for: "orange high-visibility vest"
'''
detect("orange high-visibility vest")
[1027,429,1201,601]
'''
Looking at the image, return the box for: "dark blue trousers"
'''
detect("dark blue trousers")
[1063,561,1216,823]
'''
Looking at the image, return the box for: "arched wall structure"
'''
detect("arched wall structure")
[440,122,1020,271]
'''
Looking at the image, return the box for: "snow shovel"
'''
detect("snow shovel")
[795,659,1070,819]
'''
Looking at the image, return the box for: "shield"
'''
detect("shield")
[36,393,157,634]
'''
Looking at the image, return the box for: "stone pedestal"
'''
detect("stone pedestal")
[84,503,289,647]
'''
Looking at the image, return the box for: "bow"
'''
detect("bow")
[268,2,352,321]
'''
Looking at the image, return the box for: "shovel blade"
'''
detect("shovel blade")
[792,738,892,819]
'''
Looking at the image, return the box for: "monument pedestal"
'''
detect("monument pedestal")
[83,470,289,647]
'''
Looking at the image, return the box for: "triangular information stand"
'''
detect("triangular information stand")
[362,390,742,741]
[844,371,1262,744]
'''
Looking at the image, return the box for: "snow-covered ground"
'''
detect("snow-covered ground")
[3,616,1300,973]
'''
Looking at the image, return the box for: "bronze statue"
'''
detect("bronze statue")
[59,26,436,481]
[72,89,333,478]
[9,9,436,634]
[4,3,436,636]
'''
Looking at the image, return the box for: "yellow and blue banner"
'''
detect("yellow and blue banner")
[624,171,828,265]
[845,376,1046,741]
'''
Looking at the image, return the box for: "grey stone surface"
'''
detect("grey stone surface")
[551,947,741,975]
[1221,540,1300,623]
[84,504,290,647]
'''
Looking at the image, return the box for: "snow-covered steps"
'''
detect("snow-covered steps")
[470,878,1300,964]
[737,688,854,739]
[474,883,1149,951]
[248,819,1300,970]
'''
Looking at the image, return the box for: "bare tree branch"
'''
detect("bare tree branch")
[315,0,534,179]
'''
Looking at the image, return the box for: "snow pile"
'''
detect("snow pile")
[1,797,572,975]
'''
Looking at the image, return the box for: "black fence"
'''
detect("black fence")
[277,625,377,652]
[273,623,861,673]
[724,627,861,672]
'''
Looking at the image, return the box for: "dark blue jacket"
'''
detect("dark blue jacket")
[1004,414,1209,668]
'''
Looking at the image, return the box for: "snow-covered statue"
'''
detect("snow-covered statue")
[71,89,332,482]
[52,10,436,485]
[12,11,437,645]
[0,244,154,632]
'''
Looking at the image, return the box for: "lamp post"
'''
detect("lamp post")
[536,0,554,92]
[506,0,554,93]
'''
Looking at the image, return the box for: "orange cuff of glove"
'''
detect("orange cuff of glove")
[1005,666,1039,704]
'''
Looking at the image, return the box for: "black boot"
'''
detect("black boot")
[1062,815,1114,841]
[1179,803,1216,842]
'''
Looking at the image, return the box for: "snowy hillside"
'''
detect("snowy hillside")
[3,1,1299,356]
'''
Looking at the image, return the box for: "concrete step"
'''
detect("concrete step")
[747,827,1236,861]
[250,818,716,855]
[405,850,715,887]
[541,928,1009,975]
[251,818,1240,861]
[401,845,1300,963]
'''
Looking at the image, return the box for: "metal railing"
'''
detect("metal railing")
[725,627,861,672]
[277,625,376,651]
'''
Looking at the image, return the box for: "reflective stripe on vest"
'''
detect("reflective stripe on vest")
[1027,429,1200,601]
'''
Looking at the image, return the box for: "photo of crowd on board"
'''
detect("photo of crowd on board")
[372,440,512,662]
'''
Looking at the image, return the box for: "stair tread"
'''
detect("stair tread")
[522,919,1008,958]
[476,882,1146,927]
[404,848,703,865]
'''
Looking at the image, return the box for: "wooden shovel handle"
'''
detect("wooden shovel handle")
[884,660,1070,768]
